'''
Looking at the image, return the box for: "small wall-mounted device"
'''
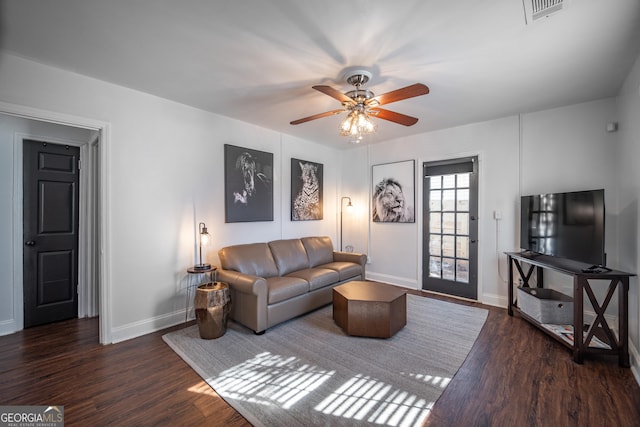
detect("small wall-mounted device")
[606,122,618,133]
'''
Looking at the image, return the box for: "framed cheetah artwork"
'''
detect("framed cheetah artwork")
[291,158,323,221]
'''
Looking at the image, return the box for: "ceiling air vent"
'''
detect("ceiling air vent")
[523,0,566,24]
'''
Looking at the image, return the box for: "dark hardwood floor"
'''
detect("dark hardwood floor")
[1,292,639,426]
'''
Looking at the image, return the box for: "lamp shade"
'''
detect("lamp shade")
[193,222,212,271]
[200,225,210,246]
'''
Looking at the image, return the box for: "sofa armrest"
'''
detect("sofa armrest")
[217,268,269,333]
[333,251,367,265]
[217,269,268,297]
[333,251,367,277]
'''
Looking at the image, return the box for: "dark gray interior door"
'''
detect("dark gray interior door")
[422,157,478,300]
[23,140,80,328]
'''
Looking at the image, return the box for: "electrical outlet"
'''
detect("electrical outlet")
[493,210,502,220]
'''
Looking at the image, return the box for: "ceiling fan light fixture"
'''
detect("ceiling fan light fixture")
[339,109,376,142]
[290,69,427,141]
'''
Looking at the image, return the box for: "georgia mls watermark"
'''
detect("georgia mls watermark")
[0,406,63,427]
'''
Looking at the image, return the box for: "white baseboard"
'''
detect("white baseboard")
[0,309,191,344]
[109,310,189,343]
[481,292,507,308]
[366,272,418,289]
[0,319,17,337]
[630,341,640,386]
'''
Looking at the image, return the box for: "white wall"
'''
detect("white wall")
[344,116,520,305]
[616,52,640,377]
[339,76,639,376]
[339,146,372,255]
[520,98,621,303]
[521,97,620,264]
[2,49,637,365]
[342,98,621,309]
[0,53,340,342]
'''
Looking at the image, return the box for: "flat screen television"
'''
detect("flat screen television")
[520,189,605,266]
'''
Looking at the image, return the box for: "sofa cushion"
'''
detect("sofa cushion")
[218,243,279,278]
[287,268,339,291]
[266,276,309,304]
[318,261,362,281]
[268,239,310,276]
[301,236,334,267]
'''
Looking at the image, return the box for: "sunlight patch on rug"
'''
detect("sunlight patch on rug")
[164,294,488,427]
[207,350,438,425]
[209,351,334,409]
[402,372,451,388]
[314,373,433,426]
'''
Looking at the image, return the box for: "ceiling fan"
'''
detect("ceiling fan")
[290,70,429,141]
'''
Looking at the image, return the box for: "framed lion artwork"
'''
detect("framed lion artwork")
[371,160,415,223]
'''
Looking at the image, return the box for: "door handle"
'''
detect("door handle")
[25,240,36,246]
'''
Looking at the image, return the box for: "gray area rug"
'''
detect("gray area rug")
[163,294,488,427]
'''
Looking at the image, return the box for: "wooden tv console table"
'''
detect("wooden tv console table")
[506,251,634,367]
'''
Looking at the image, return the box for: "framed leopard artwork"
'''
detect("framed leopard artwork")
[291,158,323,221]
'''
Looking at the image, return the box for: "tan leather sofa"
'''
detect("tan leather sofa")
[217,236,366,334]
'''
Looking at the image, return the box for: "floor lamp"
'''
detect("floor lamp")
[340,196,353,251]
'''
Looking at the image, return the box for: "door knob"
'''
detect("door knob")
[25,240,35,246]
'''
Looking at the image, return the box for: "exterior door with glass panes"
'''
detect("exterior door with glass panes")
[422,157,478,299]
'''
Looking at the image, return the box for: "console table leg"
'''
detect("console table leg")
[620,277,630,367]
[573,276,585,365]
[536,266,544,287]
[573,351,584,364]
[508,256,514,316]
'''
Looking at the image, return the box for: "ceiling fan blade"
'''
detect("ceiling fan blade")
[368,83,429,106]
[290,109,344,125]
[370,108,419,126]
[313,85,355,104]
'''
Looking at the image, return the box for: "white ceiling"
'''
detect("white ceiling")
[1,0,639,148]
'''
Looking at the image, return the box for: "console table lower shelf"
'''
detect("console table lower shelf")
[506,252,634,367]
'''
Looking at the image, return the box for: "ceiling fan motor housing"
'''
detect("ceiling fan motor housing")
[345,70,372,87]
[344,89,375,104]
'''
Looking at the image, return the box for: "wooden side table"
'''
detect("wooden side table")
[185,266,216,323]
[195,282,231,339]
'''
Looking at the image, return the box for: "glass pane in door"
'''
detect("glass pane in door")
[426,174,470,283]
[423,157,478,300]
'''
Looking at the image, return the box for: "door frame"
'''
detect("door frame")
[418,152,484,302]
[3,101,112,344]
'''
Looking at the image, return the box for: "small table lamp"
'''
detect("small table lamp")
[193,222,212,271]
